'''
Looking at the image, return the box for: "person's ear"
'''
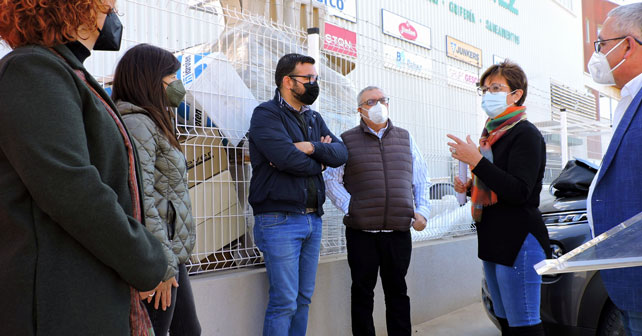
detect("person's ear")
[623,36,637,59]
[512,89,523,104]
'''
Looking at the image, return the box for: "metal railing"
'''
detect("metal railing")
[69,0,603,274]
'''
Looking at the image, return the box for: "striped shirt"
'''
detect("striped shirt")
[324,124,431,231]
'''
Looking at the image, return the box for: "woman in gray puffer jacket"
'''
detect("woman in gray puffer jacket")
[112,43,201,336]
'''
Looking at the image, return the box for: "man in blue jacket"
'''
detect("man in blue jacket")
[249,53,348,336]
[587,3,642,335]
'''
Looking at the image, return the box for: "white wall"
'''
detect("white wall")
[191,235,481,336]
[317,0,584,178]
[339,0,584,124]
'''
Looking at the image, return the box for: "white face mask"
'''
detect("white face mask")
[588,38,626,85]
[481,91,515,118]
[361,102,389,124]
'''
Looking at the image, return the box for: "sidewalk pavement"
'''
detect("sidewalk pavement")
[413,301,500,336]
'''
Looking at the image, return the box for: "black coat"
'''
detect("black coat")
[472,120,551,266]
[0,44,167,335]
[248,91,348,215]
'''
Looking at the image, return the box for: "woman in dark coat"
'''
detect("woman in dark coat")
[447,61,550,336]
[0,1,167,335]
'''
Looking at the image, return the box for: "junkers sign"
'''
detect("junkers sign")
[381,9,431,50]
[446,35,482,68]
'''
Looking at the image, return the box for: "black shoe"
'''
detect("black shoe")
[497,317,510,335]
[508,323,545,336]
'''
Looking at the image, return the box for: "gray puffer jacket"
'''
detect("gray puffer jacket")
[119,101,196,281]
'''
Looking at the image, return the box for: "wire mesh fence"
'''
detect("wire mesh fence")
[38,0,607,274]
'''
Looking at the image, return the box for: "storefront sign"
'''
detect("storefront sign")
[323,22,357,57]
[317,0,357,22]
[447,65,479,91]
[448,1,475,23]
[382,9,432,50]
[446,35,482,68]
[383,45,432,79]
[485,20,520,45]
[498,0,519,15]
[493,54,506,65]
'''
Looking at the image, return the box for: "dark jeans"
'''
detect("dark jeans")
[346,227,412,336]
[144,263,201,336]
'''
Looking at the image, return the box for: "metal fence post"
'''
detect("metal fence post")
[307,27,320,112]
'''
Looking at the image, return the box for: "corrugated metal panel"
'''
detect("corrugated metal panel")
[550,80,596,121]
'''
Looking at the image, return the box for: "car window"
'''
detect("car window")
[429,183,456,200]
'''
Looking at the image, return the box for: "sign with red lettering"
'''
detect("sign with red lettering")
[447,65,478,91]
[382,9,431,49]
[399,21,417,41]
[323,22,357,57]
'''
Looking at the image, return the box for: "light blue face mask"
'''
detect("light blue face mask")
[481,90,516,118]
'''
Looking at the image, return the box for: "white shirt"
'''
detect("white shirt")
[324,124,432,232]
[587,72,642,235]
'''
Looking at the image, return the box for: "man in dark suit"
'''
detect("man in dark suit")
[587,3,642,335]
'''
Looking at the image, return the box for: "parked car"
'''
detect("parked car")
[481,177,625,335]
[429,182,456,200]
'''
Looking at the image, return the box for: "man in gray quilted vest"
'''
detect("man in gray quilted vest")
[325,86,431,336]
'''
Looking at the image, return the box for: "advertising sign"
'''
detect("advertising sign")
[493,54,506,65]
[382,9,431,50]
[317,0,357,22]
[176,50,256,147]
[323,22,357,57]
[447,65,479,91]
[446,35,482,68]
[383,45,432,79]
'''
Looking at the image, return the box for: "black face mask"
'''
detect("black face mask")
[94,11,123,51]
[291,81,320,105]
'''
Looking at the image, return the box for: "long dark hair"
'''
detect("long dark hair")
[112,43,182,150]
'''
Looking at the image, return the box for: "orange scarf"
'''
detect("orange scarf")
[471,106,527,222]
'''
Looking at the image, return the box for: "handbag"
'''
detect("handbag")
[550,159,598,197]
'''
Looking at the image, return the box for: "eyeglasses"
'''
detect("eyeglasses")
[594,36,642,53]
[288,74,319,85]
[359,97,390,107]
[477,83,510,96]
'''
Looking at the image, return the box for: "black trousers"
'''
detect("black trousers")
[346,227,412,336]
[144,263,202,336]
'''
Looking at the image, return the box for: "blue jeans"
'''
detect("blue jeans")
[622,310,642,336]
[483,234,546,327]
[253,212,322,336]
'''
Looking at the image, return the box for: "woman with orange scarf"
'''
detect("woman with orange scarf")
[447,61,550,336]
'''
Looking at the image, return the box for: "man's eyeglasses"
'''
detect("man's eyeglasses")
[288,74,319,85]
[359,97,390,107]
[477,83,509,96]
[594,36,642,53]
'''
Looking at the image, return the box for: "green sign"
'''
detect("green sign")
[495,0,518,15]
[448,2,475,23]
[485,20,520,44]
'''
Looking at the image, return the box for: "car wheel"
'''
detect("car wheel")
[598,301,625,336]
